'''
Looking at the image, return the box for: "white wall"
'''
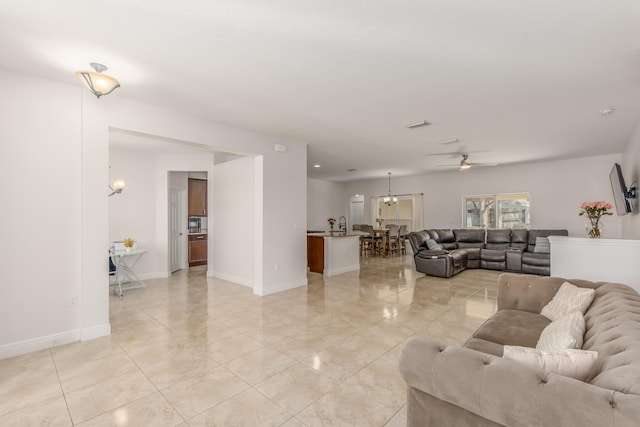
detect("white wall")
[211,156,255,287]
[622,119,640,238]
[307,179,348,231]
[109,149,159,278]
[0,71,83,354]
[0,68,308,359]
[345,154,624,238]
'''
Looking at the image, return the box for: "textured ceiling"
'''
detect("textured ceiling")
[2,0,640,181]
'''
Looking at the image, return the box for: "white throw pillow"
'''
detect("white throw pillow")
[536,311,585,350]
[540,281,595,321]
[503,346,598,381]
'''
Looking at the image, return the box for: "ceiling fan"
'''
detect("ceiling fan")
[436,154,498,171]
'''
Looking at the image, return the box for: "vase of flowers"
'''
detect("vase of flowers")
[578,201,613,238]
[327,217,336,234]
[123,237,135,252]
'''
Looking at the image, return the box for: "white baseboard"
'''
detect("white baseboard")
[256,278,309,296]
[137,271,170,280]
[81,323,111,341]
[0,323,112,360]
[209,270,254,288]
[0,330,79,360]
[324,264,360,276]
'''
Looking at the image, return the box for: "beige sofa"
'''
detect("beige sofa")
[399,273,640,427]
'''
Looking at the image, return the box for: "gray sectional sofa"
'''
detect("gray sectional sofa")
[399,273,640,427]
[407,228,568,277]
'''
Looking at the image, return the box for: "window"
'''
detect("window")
[463,193,530,229]
[377,197,414,230]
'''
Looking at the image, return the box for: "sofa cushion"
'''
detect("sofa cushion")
[471,309,550,348]
[480,249,506,262]
[536,311,585,350]
[503,346,598,381]
[485,229,511,250]
[453,228,485,248]
[457,246,481,259]
[430,229,457,250]
[431,229,455,243]
[540,282,595,321]
[533,236,551,254]
[510,229,528,251]
[463,337,505,357]
[521,252,549,267]
[426,238,444,251]
[408,231,431,253]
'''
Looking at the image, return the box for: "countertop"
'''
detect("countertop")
[188,229,208,236]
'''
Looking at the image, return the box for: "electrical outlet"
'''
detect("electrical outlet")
[69,296,78,306]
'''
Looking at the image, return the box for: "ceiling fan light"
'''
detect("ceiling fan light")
[460,163,471,170]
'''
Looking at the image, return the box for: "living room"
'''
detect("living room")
[2,1,640,425]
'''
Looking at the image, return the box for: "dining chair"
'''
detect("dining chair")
[398,224,408,254]
[360,224,375,256]
[387,224,400,256]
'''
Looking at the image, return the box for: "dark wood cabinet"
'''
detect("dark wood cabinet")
[188,234,207,266]
[188,179,207,216]
[307,236,324,274]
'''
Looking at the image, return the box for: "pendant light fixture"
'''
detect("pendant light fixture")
[383,172,397,206]
[75,63,120,98]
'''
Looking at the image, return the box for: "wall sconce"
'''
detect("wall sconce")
[75,63,120,98]
[109,179,125,197]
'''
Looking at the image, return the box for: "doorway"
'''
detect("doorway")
[349,194,364,227]
[169,185,186,272]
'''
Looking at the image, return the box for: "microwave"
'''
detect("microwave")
[188,217,201,233]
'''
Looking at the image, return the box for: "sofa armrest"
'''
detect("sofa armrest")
[399,337,631,427]
[496,273,564,313]
[415,249,450,257]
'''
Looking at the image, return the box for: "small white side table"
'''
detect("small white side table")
[110,248,147,296]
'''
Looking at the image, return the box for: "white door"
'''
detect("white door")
[349,195,364,226]
[169,187,185,273]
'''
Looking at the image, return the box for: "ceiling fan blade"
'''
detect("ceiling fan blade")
[426,150,491,158]
[472,162,499,167]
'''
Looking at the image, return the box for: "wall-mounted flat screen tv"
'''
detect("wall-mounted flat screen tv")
[610,163,631,215]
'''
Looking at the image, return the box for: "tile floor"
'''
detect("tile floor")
[0,255,500,426]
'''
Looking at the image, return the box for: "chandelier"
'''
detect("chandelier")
[383,172,397,206]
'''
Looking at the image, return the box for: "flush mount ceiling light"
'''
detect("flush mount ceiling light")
[439,138,460,145]
[383,172,398,206]
[405,120,431,129]
[459,155,472,170]
[75,63,121,98]
[600,106,615,115]
[313,164,321,168]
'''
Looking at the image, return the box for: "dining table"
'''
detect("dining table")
[373,228,390,257]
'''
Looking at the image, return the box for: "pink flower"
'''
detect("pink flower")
[578,201,614,218]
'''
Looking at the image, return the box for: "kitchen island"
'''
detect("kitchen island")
[307,233,360,276]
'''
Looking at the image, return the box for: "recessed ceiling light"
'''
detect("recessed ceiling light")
[347,168,357,172]
[313,164,320,168]
[600,106,615,115]
[405,120,431,129]
[439,138,460,145]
